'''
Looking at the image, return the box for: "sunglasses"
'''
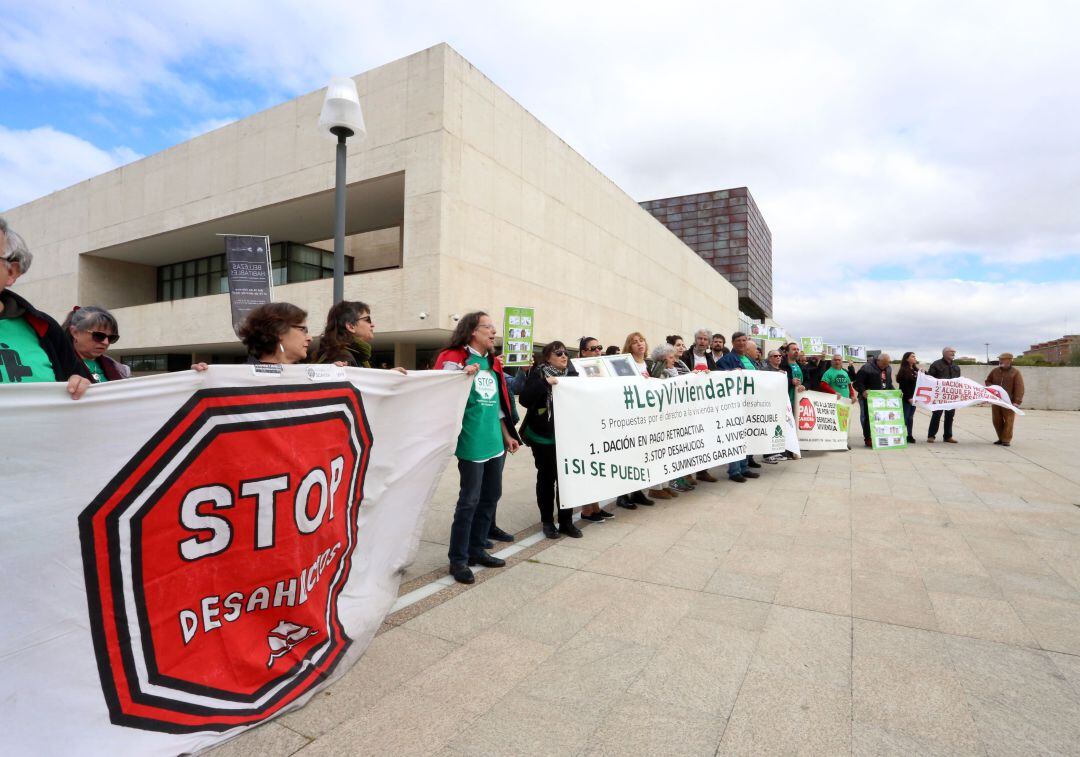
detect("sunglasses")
[356,315,373,324]
[292,325,309,334]
[583,345,603,352]
[552,349,568,357]
[90,331,120,344]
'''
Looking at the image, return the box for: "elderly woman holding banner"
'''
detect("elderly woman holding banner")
[648,343,694,496]
[0,217,90,398]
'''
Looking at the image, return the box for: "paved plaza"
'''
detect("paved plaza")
[214,407,1080,756]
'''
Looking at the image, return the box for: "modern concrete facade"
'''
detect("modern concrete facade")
[641,187,772,320]
[3,44,739,369]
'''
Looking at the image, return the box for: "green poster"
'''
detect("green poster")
[866,389,907,450]
[501,306,535,367]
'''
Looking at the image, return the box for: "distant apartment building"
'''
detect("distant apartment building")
[1024,335,1080,364]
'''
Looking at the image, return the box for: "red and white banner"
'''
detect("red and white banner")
[0,366,469,756]
[913,372,1024,414]
[796,390,852,450]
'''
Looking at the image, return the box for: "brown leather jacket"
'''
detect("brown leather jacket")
[985,366,1024,404]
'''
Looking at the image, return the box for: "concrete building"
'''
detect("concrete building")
[1024,335,1080,365]
[3,44,740,370]
[641,188,772,320]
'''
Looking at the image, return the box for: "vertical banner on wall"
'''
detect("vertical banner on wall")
[223,234,274,335]
[501,306,535,367]
[866,389,907,450]
[801,336,824,354]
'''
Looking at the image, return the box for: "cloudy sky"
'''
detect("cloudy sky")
[2,0,1078,359]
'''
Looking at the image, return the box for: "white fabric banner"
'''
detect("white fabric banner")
[0,366,469,756]
[552,371,798,507]
[913,373,1024,414]
[796,390,852,450]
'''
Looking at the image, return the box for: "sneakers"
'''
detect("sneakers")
[542,523,560,539]
[599,509,615,519]
[581,512,605,522]
[762,454,784,464]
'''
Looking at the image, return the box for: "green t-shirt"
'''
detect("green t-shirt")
[84,358,108,383]
[739,355,756,370]
[0,317,55,383]
[789,362,803,400]
[820,367,851,397]
[455,351,505,462]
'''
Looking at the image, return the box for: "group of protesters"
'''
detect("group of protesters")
[0,215,1028,586]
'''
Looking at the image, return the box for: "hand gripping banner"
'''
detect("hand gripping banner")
[0,367,469,755]
[913,373,1024,415]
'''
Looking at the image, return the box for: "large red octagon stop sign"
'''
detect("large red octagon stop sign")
[79,383,372,733]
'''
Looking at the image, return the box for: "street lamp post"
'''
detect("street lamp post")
[985,343,990,364]
[318,77,366,304]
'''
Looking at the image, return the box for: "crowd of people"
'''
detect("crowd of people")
[0,215,1027,586]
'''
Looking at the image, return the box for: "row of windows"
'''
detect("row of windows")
[156,243,354,302]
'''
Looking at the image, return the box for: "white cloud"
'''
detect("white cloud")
[2,1,1079,351]
[0,126,139,211]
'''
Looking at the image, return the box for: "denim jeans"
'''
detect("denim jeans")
[448,454,505,566]
[727,456,749,479]
[903,402,916,439]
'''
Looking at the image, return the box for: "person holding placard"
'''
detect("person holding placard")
[927,346,960,443]
[615,332,655,508]
[62,306,129,383]
[435,312,522,584]
[896,352,920,443]
[856,353,894,447]
[576,336,615,522]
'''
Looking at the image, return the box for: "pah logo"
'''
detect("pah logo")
[797,397,817,431]
[79,383,372,733]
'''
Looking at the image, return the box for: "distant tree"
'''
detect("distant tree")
[1014,353,1050,366]
[1067,345,1080,367]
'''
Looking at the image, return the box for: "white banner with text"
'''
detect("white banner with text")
[0,367,469,756]
[796,390,852,450]
[914,373,1024,414]
[553,371,798,507]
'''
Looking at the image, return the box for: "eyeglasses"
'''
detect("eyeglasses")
[292,325,309,334]
[356,315,373,324]
[552,350,568,357]
[90,331,120,344]
[583,345,602,352]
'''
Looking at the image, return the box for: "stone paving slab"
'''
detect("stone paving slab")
[213,407,1080,756]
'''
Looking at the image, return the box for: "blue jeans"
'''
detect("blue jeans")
[728,457,749,479]
[903,402,915,439]
[448,455,505,566]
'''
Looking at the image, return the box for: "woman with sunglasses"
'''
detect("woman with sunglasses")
[519,341,583,539]
[576,336,615,523]
[62,305,129,382]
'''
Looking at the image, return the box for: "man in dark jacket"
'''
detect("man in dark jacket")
[926,346,960,443]
[855,353,894,447]
[682,328,717,372]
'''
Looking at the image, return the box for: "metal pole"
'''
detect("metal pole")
[333,131,348,304]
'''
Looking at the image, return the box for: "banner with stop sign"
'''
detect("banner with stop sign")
[0,366,470,755]
[796,390,851,450]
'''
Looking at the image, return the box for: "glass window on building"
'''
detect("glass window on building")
[157,243,352,302]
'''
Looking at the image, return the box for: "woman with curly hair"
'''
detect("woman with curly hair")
[239,302,311,365]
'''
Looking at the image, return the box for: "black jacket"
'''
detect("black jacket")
[518,365,576,444]
[896,368,919,400]
[855,359,895,394]
[681,349,716,372]
[0,290,89,382]
[927,358,960,380]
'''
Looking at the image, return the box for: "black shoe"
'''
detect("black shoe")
[1001,442,1010,447]
[748,459,762,468]
[559,524,583,538]
[616,495,637,510]
[993,440,1003,445]
[483,539,495,549]
[581,512,605,522]
[488,526,515,543]
[907,437,917,444]
[542,523,560,539]
[467,551,506,568]
[629,490,654,506]
[729,475,747,483]
[450,564,474,584]
[599,509,615,518]
[743,471,760,479]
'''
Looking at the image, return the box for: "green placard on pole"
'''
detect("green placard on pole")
[800,336,824,354]
[501,307,535,367]
[866,389,907,450]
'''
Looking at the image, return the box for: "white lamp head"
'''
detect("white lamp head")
[318,76,365,140]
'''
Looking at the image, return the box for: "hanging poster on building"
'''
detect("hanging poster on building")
[800,336,824,354]
[501,306,535,367]
[796,390,851,450]
[866,389,907,450]
[0,367,470,756]
[552,371,798,507]
[843,344,867,361]
[223,234,274,335]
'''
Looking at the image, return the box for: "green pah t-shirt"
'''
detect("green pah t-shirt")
[0,317,55,383]
[84,358,108,383]
[820,367,851,397]
[789,362,803,400]
[455,351,505,462]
